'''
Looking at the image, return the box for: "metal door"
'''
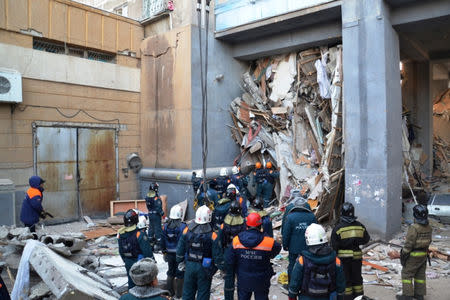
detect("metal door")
[78,128,116,217]
[36,127,79,221]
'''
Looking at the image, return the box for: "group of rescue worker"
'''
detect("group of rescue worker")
[16,173,433,300]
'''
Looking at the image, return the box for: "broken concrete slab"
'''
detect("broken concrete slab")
[9,227,30,237]
[0,226,9,239]
[29,282,52,300]
[29,242,119,299]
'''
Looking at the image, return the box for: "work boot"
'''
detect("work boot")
[165,276,174,296]
[175,278,184,299]
[414,296,424,300]
[396,295,413,300]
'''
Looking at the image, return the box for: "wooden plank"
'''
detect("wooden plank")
[81,227,117,240]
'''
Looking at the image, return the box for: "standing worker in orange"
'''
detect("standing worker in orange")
[20,176,47,232]
[228,212,281,300]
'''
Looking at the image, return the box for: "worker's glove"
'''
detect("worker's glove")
[178,261,185,272]
[288,297,296,300]
[400,249,409,267]
[39,211,47,219]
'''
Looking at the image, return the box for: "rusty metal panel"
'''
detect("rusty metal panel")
[36,127,79,221]
[78,129,116,216]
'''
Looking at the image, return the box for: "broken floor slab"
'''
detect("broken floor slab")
[28,242,119,299]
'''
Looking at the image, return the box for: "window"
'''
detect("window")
[433,194,450,206]
[33,38,116,64]
[114,3,128,17]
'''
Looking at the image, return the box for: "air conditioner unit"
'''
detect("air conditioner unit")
[0,68,22,103]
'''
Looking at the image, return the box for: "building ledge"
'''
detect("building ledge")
[215,1,342,43]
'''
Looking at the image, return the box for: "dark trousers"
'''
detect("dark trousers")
[288,252,300,283]
[237,288,269,300]
[166,252,184,278]
[24,223,36,232]
[182,261,212,300]
[148,213,162,243]
[224,248,235,300]
[341,258,363,299]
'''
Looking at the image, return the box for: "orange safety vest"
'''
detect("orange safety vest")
[232,235,274,252]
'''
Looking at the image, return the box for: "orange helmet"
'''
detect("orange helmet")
[255,162,262,169]
[266,162,272,169]
[246,212,262,227]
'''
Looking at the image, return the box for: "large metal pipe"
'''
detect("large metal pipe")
[139,167,235,184]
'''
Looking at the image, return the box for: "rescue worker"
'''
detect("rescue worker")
[176,205,224,300]
[20,176,46,232]
[281,189,302,231]
[397,204,432,300]
[230,166,250,200]
[228,212,281,300]
[161,205,186,298]
[145,182,164,251]
[218,200,247,300]
[119,258,170,300]
[212,185,235,231]
[195,184,219,211]
[288,223,346,300]
[330,202,371,300]
[254,162,279,207]
[118,209,154,289]
[210,168,231,197]
[282,196,317,283]
[191,170,203,195]
[249,197,273,237]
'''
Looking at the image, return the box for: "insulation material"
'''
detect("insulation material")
[229,45,344,221]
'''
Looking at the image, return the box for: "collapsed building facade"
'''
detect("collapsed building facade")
[0,0,449,242]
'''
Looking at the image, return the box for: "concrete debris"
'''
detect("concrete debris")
[229,45,344,221]
[0,226,9,240]
[29,282,52,300]
[9,227,30,237]
[29,242,119,299]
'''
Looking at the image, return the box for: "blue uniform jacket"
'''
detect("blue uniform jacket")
[288,249,345,300]
[20,176,44,225]
[282,209,317,254]
[145,192,164,216]
[228,229,281,291]
[175,223,225,270]
[161,220,187,253]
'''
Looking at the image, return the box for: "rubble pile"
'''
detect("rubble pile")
[0,223,168,299]
[402,87,450,194]
[229,45,344,220]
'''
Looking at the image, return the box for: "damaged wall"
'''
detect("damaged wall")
[190,26,247,168]
[140,25,192,169]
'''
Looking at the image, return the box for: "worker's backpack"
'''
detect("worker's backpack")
[165,221,184,252]
[118,230,142,259]
[300,256,336,297]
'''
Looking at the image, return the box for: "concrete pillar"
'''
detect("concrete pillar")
[342,0,402,240]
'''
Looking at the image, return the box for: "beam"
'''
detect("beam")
[398,33,429,61]
[391,0,450,26]
[232,21,342,61]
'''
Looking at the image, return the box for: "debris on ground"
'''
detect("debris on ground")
[229,46,344,221]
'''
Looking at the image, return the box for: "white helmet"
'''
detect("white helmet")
[196,170,203,178]
[219,168,228,177]
[169,205,183,220]
[305,223,328,246]
[137,215,148,229]
[232,166,239,175]
[195,205,212,224]
[227,183,239,194]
